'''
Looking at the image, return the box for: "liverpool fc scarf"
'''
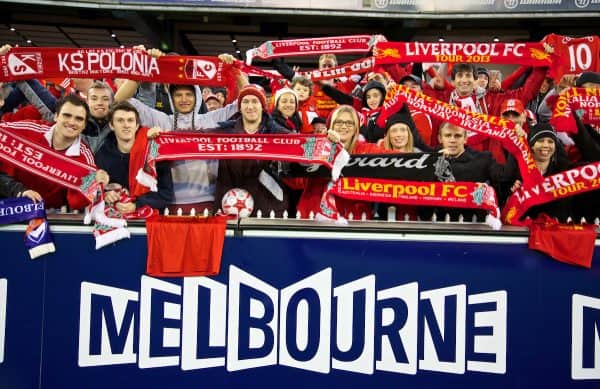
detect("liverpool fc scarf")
[297,57,375,82]
[379,84,543,188]
[503,161,600,225]
[246,35,386,64]
[0,197,55,259]
[135,133,349,194]
[0,47,237,92]
[0,125,99,201]
[332,177,502,229]
[374,41,553,67]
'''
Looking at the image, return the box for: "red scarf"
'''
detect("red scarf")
[246,35,386,63]
[503,161,600,225]
[238,54,374,83]
[379,84,543,188]
[297,57,375,82]
[128,127,153,199]
[0,124,98,199]
[331,177,501,229]
[0,124,130,249]
[134,133,349,195]
[235,61,284,81]
[0,47,237,92]
[374,41,553,67]
[549,87,600,133]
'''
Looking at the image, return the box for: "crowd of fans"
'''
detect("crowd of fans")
[0,41,599,224]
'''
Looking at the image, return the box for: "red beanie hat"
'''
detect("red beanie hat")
[238,84,267,111]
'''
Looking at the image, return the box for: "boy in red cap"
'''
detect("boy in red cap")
[500,98,527,129]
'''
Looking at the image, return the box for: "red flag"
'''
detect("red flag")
[146,215,228,277]
[528,214,596,268]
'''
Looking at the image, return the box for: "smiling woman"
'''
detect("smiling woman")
[271,87,302,132]
[505,123,573,222]
[284,105,386,219]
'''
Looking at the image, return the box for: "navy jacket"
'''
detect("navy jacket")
[95,133,174,210]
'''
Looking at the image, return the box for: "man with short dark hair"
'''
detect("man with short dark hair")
[0,94,108,209]
[95,101,173,213]
[213,84,289,216]
[431,62,546,118]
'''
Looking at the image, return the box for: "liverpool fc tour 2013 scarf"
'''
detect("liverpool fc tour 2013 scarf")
[0,197,55,259]
[374,41,553,67]
[503,160,600,225]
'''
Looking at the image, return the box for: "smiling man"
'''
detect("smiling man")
[113,49,248,214]
[94,101,173,213]
[4,77,115,153]
[213,84,290,216]
[0,94,108,210]
[422,122,518,222]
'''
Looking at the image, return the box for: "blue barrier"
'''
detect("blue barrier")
[1,221,600,388]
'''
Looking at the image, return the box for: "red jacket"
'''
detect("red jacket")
[0,121,95,210]
[298,97,318,134]
[286,141,386,220]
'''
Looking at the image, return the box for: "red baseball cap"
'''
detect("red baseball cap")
[500,98,525,115]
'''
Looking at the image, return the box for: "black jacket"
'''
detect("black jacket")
[568,115,600,221]
[0,172,26,198]
[420,147,517,221]
[95,132,174,210]
[271,110,303,133]
[213,113,290,216]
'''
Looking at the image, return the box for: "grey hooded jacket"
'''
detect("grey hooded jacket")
[128,86,237,204]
